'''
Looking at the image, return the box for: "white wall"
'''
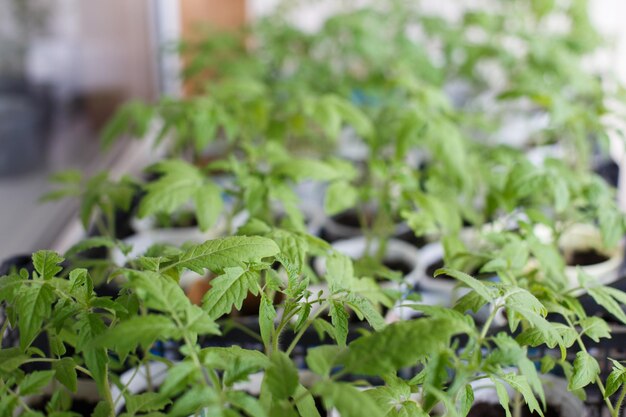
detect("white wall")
[26,0,158,102]
[589,0,626,84]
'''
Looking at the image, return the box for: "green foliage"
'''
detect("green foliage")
[20,1,626,416]
[340,318,458,375]
[139,160,223,232]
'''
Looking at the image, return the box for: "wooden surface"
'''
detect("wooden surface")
[180,0,246,39]
[179,0,247,95]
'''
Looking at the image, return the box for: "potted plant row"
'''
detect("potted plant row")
[4,0,626,416]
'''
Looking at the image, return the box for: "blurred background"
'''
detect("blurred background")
[1,0,626,257]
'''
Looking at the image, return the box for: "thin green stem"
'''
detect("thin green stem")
[23,358,93,378]
[273,304,302,354]
[565,316,615,415]
[285,303,328,356]
[0,318,10,346]
[612,385,626,417]
[106,205,117,239]
[479,303,501,342]
[513,389,523,417]
[613,383,626,417]
[97,363,116,417]
[113,362,141,408]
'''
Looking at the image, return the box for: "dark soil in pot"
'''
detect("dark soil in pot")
[468,402,560,417]
[594,159,619,188]
[354,256,415,282]
[394,228,428,249]
[320,209,361,242]
[382,258,413,276]
[0,254,33,275]
[154,211,198,229]
[565,249,609,266]
[322,208,427,248]
[332,209,363,229]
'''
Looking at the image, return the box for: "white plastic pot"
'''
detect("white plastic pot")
[559,223,625,289]
[415,242,457,296]
[293,180,327,212]
[321,210,415,243]
[314,237,421,287]
[415,241,506,326]
[131,214,226,242]
[111,362,170,415]
[112,211,229,268]
[234,206,326,238]
[384,290,451,323]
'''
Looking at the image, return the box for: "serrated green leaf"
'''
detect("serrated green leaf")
[265,351,298,400]
[492,378,512,417]
[579,317,611,342]
[125,271,189,313]
[92,315,180,358]
[269,230,307,282]
[52,357,78,392]
[65,237,117,257]
[454,291,488,314]
[588,286,626,324]
[346,295,386,331]
[202,267,255,319]
[569,351,600,391]
[32,251,64,280]
[367,375,422,416]
[294,302,312,333]
[459,384,474,417]
[226,390,268,417]
[605,361,626,398]
[305,345,344,377]
[408,304,474,334]
[69,268,94,302]
[313,381,384,417]
[501,374,542,416]
[341,318,457,375]
[168,236,280,274]
[324,181,358,216]
[160,362,197,396]
[0,348,29,372]
[168,386,219,417]
[259,294,276,350]
[17,283,55,349]
[125,392,171,414]
[19,370,55,395]
[76,313,109,396]
[185,304,220,336]
[326,253,353,293]
[91,401,112,417]
[138,160,204,218]
[201,346,270,374]
[294,385,322,417]
[329,300,349,347]
[275,159,347,182]
[540,356,557,374]
[435,268,495,302]
[194,182,223,232]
